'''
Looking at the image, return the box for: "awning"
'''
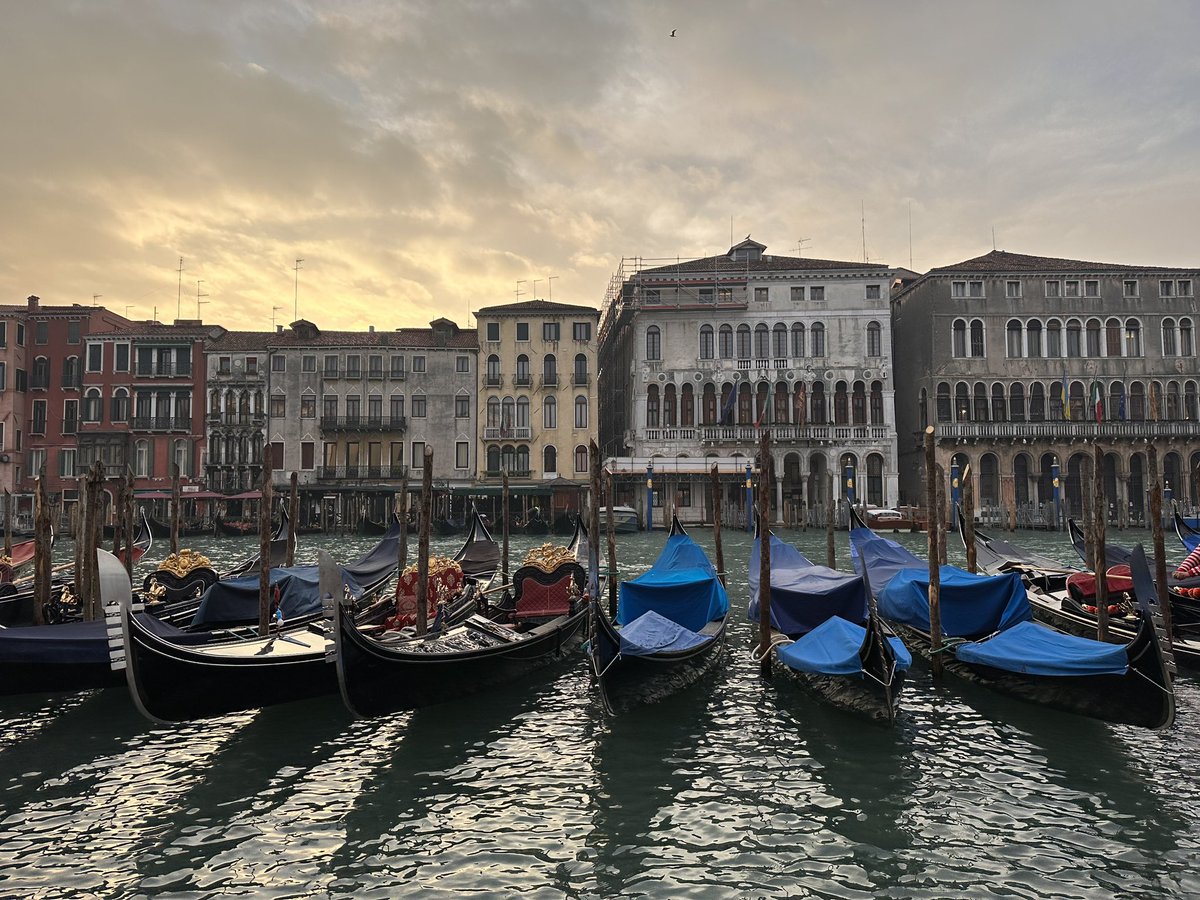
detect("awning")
[462,484,553,497]
[133,492,172,499]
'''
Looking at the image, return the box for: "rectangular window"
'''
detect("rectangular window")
[455,356,469,373]
[574,397,588,429]
[412,395,426,417]
[866,284,882,300]
[300,441,314,470]
[270,441,284,470]
[1160,279,1174,298]
[790,286,805,302]
[412,356,426,373]
[31,400,46,435]
[678,483,692,507]
[1065,280,1080,298]
[246,357,259,375]
[59,448,76,478]
[302,355,316,372]
[390,395,405,420]
[114,343,129,372]
[572,322,591,342]
[390,355,405,377]
[322,395,338,419]
[1046,280,1061,298]
[952,281,966,298]
[0,323,6,347]
[1084,280,1099,298]
[219,356,231,375]
[63,399,78,434]
[754,287,769,303]
[271,355,285,372]
[0,362,6,391]
[697,288,714,304]
[368,355,383,378]
[1005,281,1021,298]
[1124,280,1138,298]
[455,441,469,469]
[516,323,529,342]
[968,281,984,298]
[543,322,560,342]
[66,321,81,344]
[16,324,24,346]
[1179,279,1193,297]
[34,322,48,345]
[15,369,26,392]
[269,395,286,417]
[486,322,500,342]
[810,286,825,302]
[346,355,361,378]
[300,395,315,418]
[717,287,733,303]
[324,355,339,376]
[87,344,103,372]
[412,441,426,468]
[455,396,469,418]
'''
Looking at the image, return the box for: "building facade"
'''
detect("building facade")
[204,331,270,498]
[598,238,902,525]
[892,250,1200,526]
[473,299,600,525]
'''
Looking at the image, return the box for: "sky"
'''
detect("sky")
[2,1,1198,332]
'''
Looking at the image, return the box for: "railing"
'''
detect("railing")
[317,465,408,481]
[573,373,590,386]
[30,376,49,390]
[130,416,192,431]
[61,419,77,435]
[30,421,46,436]
[936,420,1200,440]
[514,374,532,386]
[683,424,890,443]
[211,413,266,427]
[324,367,339,379]
[367,368,384,380]
[346,368,362,380]
[542,373,559,387]
[485,374,504,388]
[390,369,406,380]
[483,426,532,440]
[320,415,407,432]
[484,468,532,478]
[135,363,192,378]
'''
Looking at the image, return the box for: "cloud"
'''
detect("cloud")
[0,1,1197,330]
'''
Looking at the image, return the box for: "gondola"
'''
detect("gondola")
[357,516,388,536]
[1175,506,1200,550]
[960,511,1200,671]
[749,533,910,724]
[454,507,501,579]
[850,508,1175,730]
[116,508,154,567]
[146,513,208,538]
[334,535,587,717]
[214,515,258,537]
[588,516,728,713]
[117,523,403,723]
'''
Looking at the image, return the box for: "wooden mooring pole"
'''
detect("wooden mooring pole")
[33,474,49,626]
[170,463,181,556]
[123,469,135,581]
[924,427,943,678]
[1093,444,1110,642]
[4,488,13,559]
[287,472,299,567]
[258,442,274,636]
[1147,444,1173,644]
[397,473,409,571]
[825,471,836,570]
[604,470,618,617]
[758,430,773,676]
[416,446,433,637]
[588,440,602,601]
[962,463,977,574]
[710,463,725,588]
[501,470,510,587]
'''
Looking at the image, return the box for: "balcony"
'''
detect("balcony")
[130,416,193,431]
[542,373,559,388]
[514,374,532,387]
[135,363,192,378]
[572,372,590,386]
[483,426,532,440]
[389,369,406,381]
[320,415,407,432]
[317,464,409,482]
[208,413,265,428]
[935,421,1200,441]
[483,468,532,479]
[368,368,384,380]
[346,368,362,380]
[485,374,504,388]
[646,424,892,445]
[61,418,77,436]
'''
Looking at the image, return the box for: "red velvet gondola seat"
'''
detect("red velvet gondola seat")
[511,562,585,621]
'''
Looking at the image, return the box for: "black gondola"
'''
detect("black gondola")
[851,507,1175,730]
[588,516,729,713]
[454,508,501,579]
[357,516,388,536]
[749,532,910,724]
[214,515,259,537]
[1173,504,1200,552]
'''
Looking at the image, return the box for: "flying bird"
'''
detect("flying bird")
[669,29,676,37]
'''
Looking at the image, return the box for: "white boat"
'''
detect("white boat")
[598,506,640,533]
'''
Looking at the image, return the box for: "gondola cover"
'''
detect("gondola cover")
[748,536,866,636]
[617,610,711,656]
[189,565,364,628]
[778,617,911,676]
[955,621,1129,676]
[618,532,728,633]
[878,567,1031,638]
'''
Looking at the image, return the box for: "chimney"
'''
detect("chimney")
[276,325,284,334]
[369,325,375,333]
[26,295,39,310]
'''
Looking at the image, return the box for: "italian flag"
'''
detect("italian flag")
[1091,381,1104,423]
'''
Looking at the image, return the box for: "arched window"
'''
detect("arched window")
[134,439,151,477]
[970,319,985,357]
[1050,380,1064,420]
[791,322,805,358]
[1069,380,1086,421]
[1163,318,1178,356]
[1182,319,1195,356]
[1046,319,1062,357]
[851,381,866,425]
[1006,320,1023,358]
[754,323,770,359]
[574,445,588,473]
[866,321,882,358]
[919,387,928,430]
[1168,381,1181,420]
[1105,318,1122,357]
[936,382,951,422]
[702,383,717,425]
[680,383,695,427]
[1130,381,1146,420]
[574,354,588,382]
[486,354,500,384]
[111,387,129,423]
[1030,382,1045,421]
[772,323,788,359]
[955,382,970,421]
[63,355,80,388]
[991,383,1006,421]
[1126,319,1142,357]
[543,445,557,473]
[543,353,557,384]
[811,322,826,357]
[737,383,753,425]
[32,356,48,389]
[84,387,102,422]
[719,383,734,424]
[1026,320,1042,357]
[574,395,588,428]
[869,381,884,425]
[645,326,661,361]
[1066,319,1082,357]
[973,382,989,421]
[487,445,501,473]
[501,396,515,432]
[866,453,884,507]
[1109,382,1125,422]
[1010,382,1026,422]
[811,382,826,423]
[501,444,516,472]
[515,445,530,474]
[773,383,789,425]
[543,395,556,429]
[663,384,676,428]
[516,354,530,384]
[646,385,659,427]
[516,396,530,428]
[486,397,500,428]
[834,381,849,425]
[736,324,752,359]
[174,439,191,478]
[793,383,807,426]
[718,325,734,359]
[699,325,714,359]
[1086,318,1102,357]
[1186,381,1198,420]
[952,319,967,358]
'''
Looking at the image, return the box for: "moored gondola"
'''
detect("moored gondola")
[851,508,1175,730]
[749,533,910,724]
[588,516,728,713]
[454,507,501,579]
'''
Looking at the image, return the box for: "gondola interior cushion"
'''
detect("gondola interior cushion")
[955,620,1129,676]
[618,610,711,656]
[748,536,867,637]
[778,616,912,676]
[618,533,728,632]
[877,566,1031,639]
[512,563,583,619]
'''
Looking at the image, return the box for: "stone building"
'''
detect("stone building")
[472,299,600,527]
[204,330,270,503]
[598,238,903,525]
[891,250,1200,526]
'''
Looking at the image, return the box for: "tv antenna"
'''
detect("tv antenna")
[794,238,811,258]
[92,294,102,307]
[176,257,185,319]
[293,258,304,321]
[531,278,541,300]
[196,280,209,319]
[515,280,527,301]
[547,275,558,301]
[271,304,285,330]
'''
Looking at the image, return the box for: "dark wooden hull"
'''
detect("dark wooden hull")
[588,601,726,713]
[0,657,122,694]
[334,601,587,717]
[357,517,388,536]
[214,516,258,537]
[523,519,550,535]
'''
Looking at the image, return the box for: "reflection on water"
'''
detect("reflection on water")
[0,527,1197,898]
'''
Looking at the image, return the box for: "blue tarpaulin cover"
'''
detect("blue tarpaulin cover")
[0,614,188,664]
[190,565,363,628]
[877,566,1032,638]
[618,532,728,633]
[778,616,913,676]
[956,620,1129,676]
[747,536,868,637]
[618,610,712,656]
[849,527,926,591]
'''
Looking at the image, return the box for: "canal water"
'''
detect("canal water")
[0,526,1197,898]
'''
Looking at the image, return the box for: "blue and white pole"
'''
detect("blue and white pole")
[646,461,654,532]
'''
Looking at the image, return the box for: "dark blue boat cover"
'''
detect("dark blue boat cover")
[0,614,187,664]
[778,616,913,676]
[1182,532,1200,553]
[747,536,868,637]
[190,565,364,628]
[618,610,712,656]
[849,527,926,591]
[877,567,1032,639]
[618,533,728,633]
[956,620,1129,676]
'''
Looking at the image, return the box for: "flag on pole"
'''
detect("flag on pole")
[755,392,769,427]
[1118,390,1127,421]
[720,385,738,425]
[1150,381,1160,421]
[1061,373,1071,420]
[1091,381,1104,423]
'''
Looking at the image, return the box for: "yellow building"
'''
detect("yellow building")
[473,299,600,528]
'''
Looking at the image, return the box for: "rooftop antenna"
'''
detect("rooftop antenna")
[92,294,102,307]
[908,203,913,269]
[176,256,184,319]
[196,280,209,319]
[861,201,868,264]
[794,238,811,258]
[515,279,527,301]
[293,258,304,321]
[547,275,558,302]
[532,278,541,300]
[124,305,132,319]
[992,227,997,251]
[271,304,285,330]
